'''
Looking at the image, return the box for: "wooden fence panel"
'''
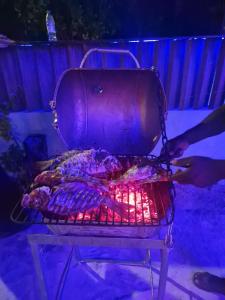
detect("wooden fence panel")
[0,37,224,111]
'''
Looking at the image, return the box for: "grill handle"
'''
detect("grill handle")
[79,48,141,69]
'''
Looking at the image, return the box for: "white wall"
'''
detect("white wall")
[0,112,66,156]
[1,110,225,159]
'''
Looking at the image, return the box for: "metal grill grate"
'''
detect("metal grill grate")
[11,181,174,227]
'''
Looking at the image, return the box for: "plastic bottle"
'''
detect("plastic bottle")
[46,10,57,41]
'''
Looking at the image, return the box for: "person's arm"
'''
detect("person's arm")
[161,104,225,158]
[180,104,225,145]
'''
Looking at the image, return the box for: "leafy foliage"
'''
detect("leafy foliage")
[0,144,25,173]
[1,0,119,41]
[14,0,48,40]
[0,102,30,190]
[0,102,12,141]
[64,0,118,40]
[0,0,224,40]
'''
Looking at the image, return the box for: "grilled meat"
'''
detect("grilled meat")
[34,150,82,172]
[21,149,166,218]
[22,186,50,209]
[48,182,129,216]
[22,182,130,217]
[33,170,109,191]
[56,149,122,179]
[112,165,167,184]
[33,171,63,187]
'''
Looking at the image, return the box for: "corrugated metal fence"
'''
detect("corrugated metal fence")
[0,36,225,111]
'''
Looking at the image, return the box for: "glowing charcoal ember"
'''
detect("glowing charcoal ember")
[74,183,162,224]
[76,213,84,221]
[65,183,166,224]
[142,193,153,223]
[127,190,136,224]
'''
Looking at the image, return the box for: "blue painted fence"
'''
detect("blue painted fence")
[0,36,224,111]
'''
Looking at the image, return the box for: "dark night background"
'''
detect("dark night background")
[0,0,225,41]
[0,0,225,40]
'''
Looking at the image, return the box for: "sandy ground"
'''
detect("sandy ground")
[0,183,225,300]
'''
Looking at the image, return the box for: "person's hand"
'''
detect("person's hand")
[172,156,225,187]
[160,135,189,160]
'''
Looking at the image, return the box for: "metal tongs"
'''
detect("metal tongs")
[144,153,173,168]
[156,152,191,169]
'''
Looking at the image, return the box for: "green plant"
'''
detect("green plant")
[0,102,13,141]
[0,102,29,191]
[8,0,119,41]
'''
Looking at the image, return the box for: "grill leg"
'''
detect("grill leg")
[74,246,81,261]
[145,249,154,299]
[55,247,74,300]
[28,235,48,300]
[157,248,169,300]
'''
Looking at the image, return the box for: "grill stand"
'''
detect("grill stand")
[28,231,171,300]
[23,49,174,300]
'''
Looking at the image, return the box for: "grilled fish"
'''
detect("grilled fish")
[22,182,130,217]
[56,149,122,179]
[33,170,109,191]
[47,182,129,216]
[112,165,167,184]
[33,171,63,187]
[22,186,50,209]
[33,150,83,172]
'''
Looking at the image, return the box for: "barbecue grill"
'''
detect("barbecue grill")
[11,48,175,300]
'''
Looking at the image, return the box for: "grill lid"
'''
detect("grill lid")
[52,49,166,155]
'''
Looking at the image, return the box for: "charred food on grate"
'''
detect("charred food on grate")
[21,149,167,217]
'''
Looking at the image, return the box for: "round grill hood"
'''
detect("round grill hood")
[52,52,166,155]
